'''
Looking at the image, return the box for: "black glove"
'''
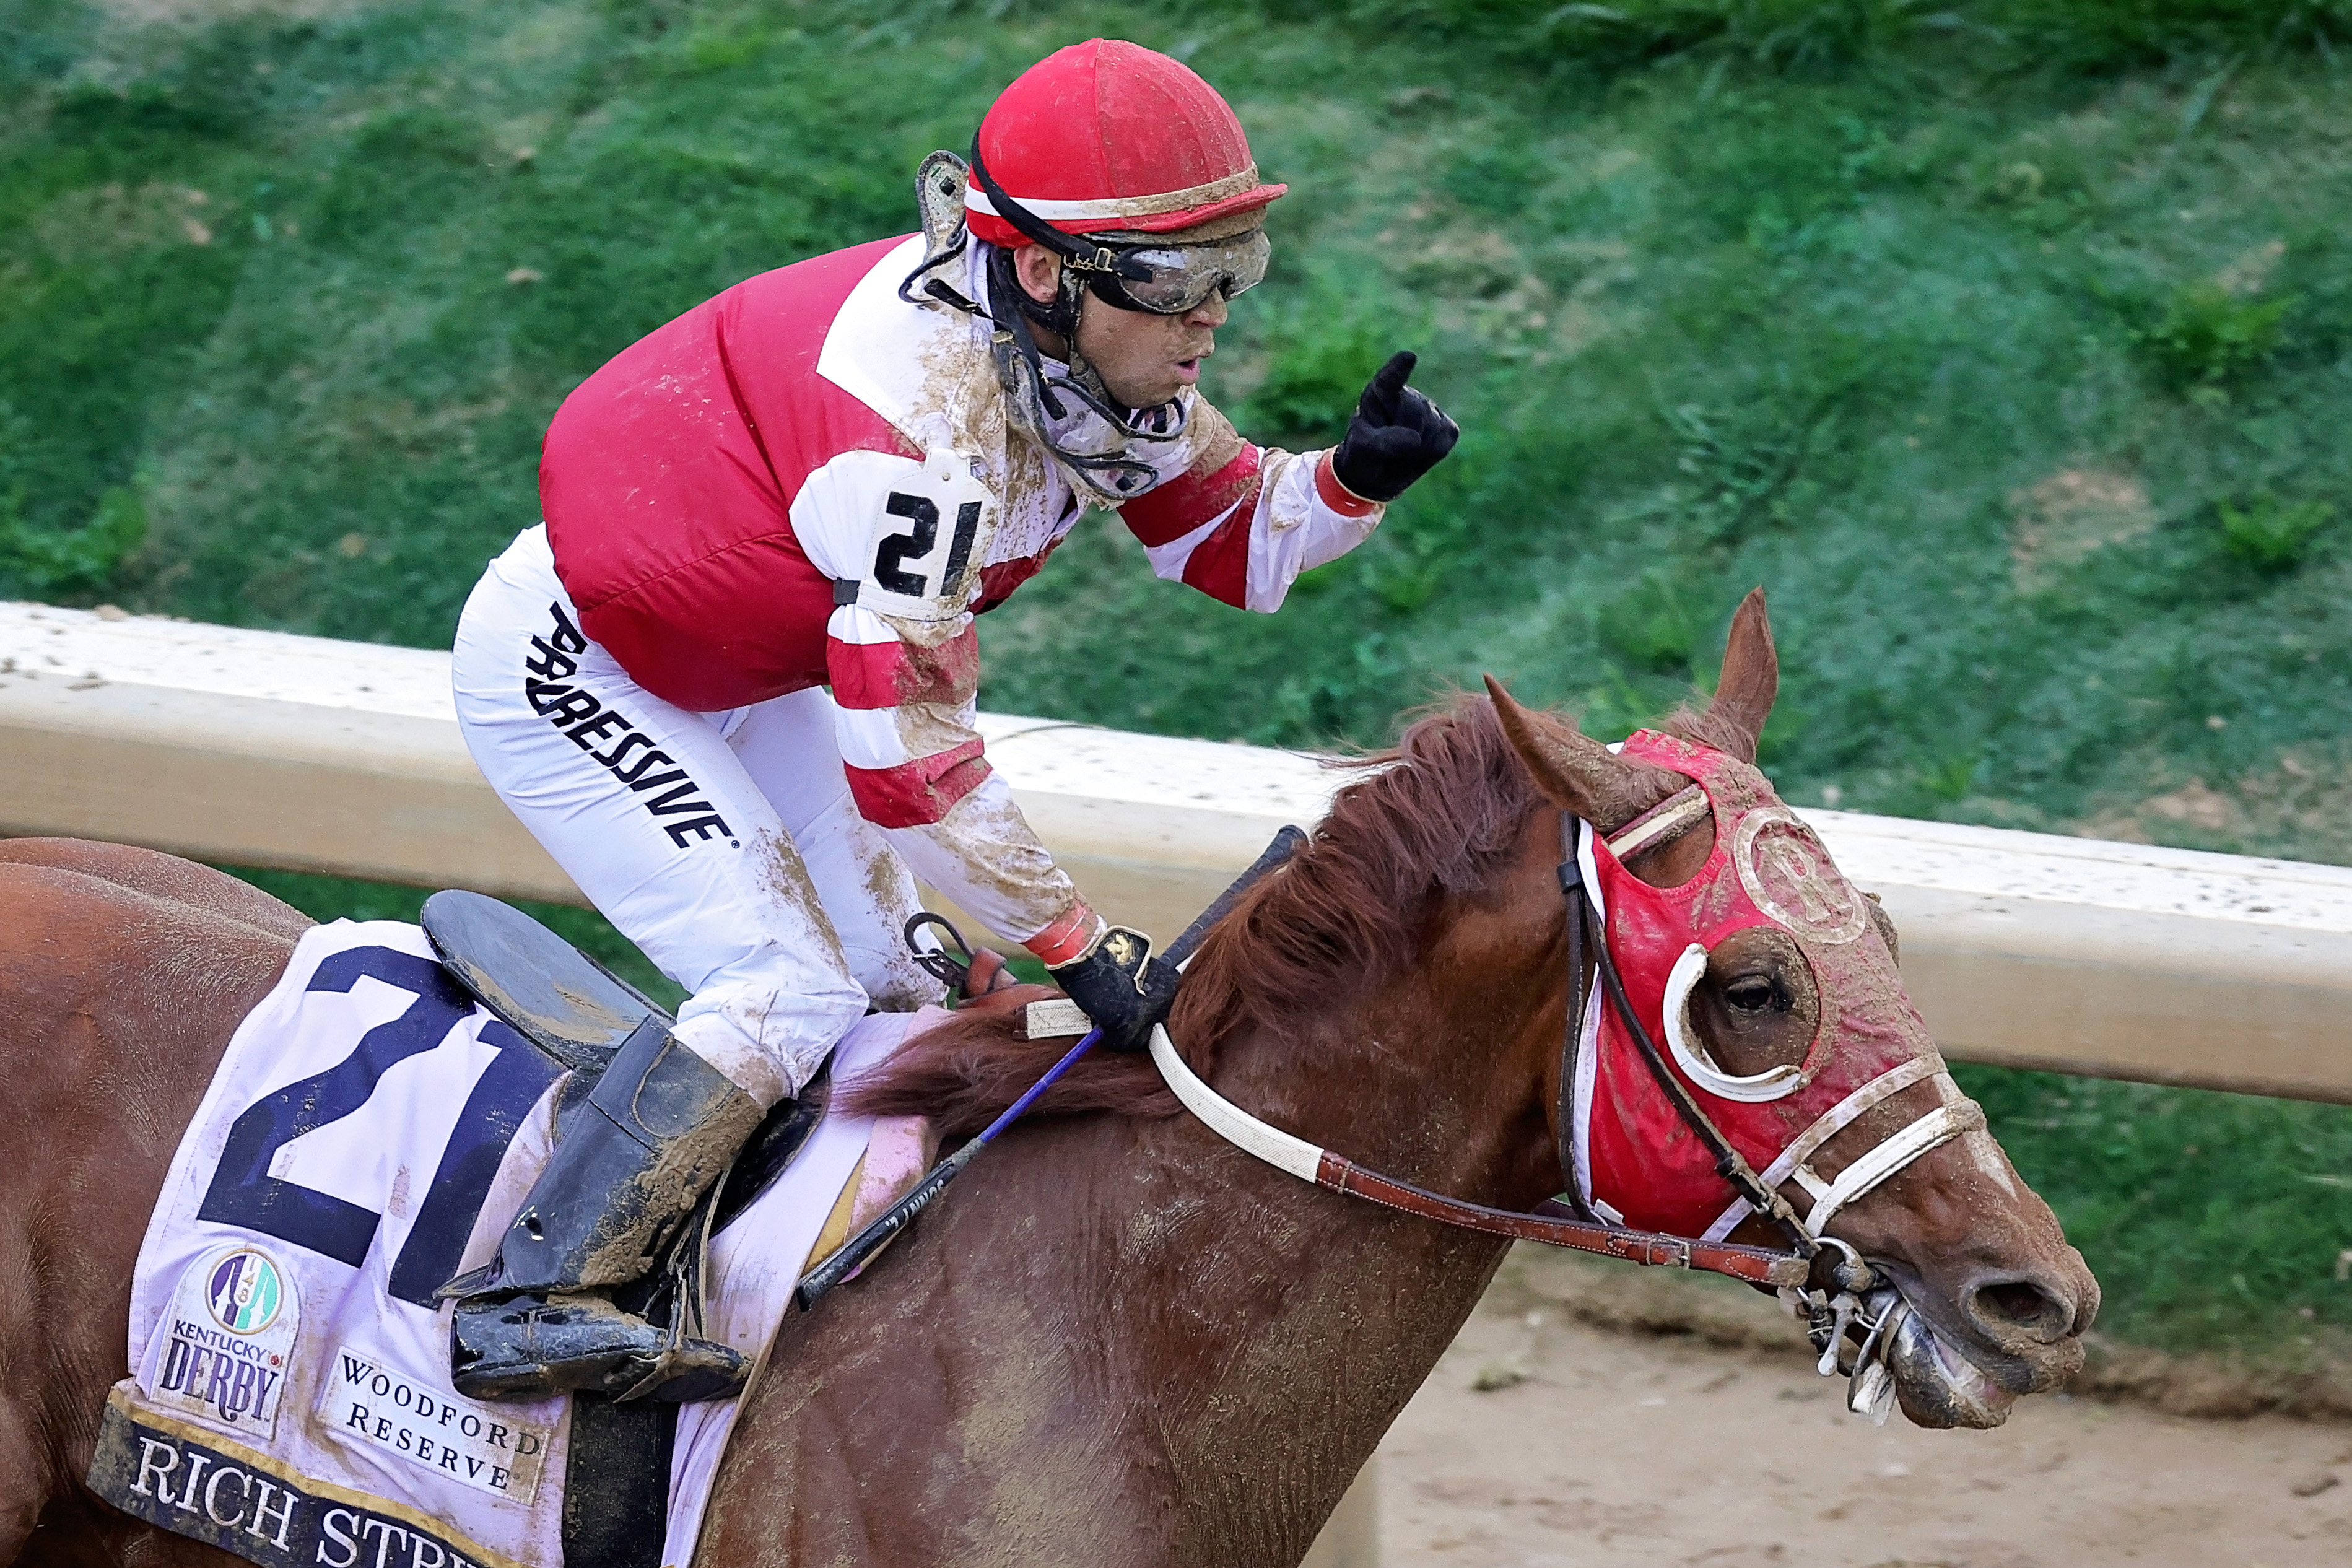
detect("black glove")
[1048,926,1178,1054]
[1331,351,1460,503]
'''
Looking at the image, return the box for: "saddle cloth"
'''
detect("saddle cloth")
[89,918,934,1568]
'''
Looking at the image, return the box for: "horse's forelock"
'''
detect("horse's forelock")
[1656,702,1760,765]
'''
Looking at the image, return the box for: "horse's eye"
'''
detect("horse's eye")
[1724,976,1776,1014]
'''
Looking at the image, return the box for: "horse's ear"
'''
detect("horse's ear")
[1703,586,1778,764]
[1483,676,1683,832]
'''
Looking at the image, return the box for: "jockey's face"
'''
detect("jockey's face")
[1012,243,1230,411]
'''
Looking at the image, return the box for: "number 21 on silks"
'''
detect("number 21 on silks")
[854,456,993,624]
[874,494,982,601]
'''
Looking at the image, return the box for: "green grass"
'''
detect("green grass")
[10,0,2352,1359]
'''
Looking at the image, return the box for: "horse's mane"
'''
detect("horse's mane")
[842,692,1544,1138]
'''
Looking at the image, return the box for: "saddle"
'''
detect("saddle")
[417,891,834,1567]
[408,834,1306,1564]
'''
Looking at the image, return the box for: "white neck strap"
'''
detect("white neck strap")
[1148,1024,1323,1181]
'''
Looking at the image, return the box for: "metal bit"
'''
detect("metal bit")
[1816,1292,1860,1376]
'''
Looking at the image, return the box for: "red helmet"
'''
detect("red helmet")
[964,39,1286,246]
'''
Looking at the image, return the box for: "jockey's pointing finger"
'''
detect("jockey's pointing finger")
[1331,351,1461,505]
[1362,350,1418,422]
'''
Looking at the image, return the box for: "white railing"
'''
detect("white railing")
[10,599,2350,1104]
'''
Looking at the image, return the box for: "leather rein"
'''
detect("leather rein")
[1144,791,2011,1421]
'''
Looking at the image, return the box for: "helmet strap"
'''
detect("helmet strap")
[980,250,1169,503]
[961,142,1193,497]
[967,139,1175,317]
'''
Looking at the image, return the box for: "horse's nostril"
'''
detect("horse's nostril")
[1967,1277,2073,1341]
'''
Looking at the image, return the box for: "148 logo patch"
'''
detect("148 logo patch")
[148,1245,300,1439]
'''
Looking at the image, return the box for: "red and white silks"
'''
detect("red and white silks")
[533,234,1382,967]
[1569,730,1982,1244]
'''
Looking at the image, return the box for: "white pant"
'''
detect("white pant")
[451,528,937,1107]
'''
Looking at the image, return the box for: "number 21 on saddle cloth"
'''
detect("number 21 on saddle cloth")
[86,919,939,1568]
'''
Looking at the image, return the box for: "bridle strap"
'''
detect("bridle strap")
[1552,814,1599,1225]
[1141,783,1984,1300]
[1803,1100,1985,1235]
[1700,1055,1946,1243]
[1561,794,1982,1286]
[1146,1025,1810,1289]
[1566,813,1818,1257]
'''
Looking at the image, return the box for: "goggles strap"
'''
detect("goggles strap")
[969,140,1232,318]
[968,142,1093,262]
[969,142,1148,298]
[979,251,1164,502]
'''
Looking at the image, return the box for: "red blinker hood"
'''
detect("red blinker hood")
[1574,730,1938,1239]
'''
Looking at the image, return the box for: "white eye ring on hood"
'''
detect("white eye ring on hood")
[1662,942,1808,1103]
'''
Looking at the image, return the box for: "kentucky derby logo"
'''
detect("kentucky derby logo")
[149,1245,300,1438]
[204,1250,283,1335]
[1732,806,1868,946]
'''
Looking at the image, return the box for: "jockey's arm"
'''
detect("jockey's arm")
[1116,400,1385,612]
[822,598,1089,956]
[822,618,1160,1046]
[791,453,1091,963]
[811,398,1385,957]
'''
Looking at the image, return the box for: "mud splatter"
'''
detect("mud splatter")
[2215,238,2286,297]
[925,785,1078,941]
[2010,467,2156,591]
[1183,398,1247,479]
[754,826,850,964]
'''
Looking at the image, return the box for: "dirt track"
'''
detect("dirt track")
[1374,1248,2350,1567]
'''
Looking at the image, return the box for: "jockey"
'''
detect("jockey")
[442,37,1458,1402]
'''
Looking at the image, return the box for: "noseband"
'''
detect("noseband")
[1152,770,1985,1421]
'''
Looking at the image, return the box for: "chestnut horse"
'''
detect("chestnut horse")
[1,595,2094,1566]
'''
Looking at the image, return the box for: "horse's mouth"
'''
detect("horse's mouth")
[1873,1274,2084,1429]
[1885,1306,2021,1429]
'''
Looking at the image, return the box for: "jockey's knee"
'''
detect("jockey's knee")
[672,969,870,1108]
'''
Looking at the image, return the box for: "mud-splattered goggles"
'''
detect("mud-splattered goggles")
[969,144,1271,316]
[1083,230,1271,315]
